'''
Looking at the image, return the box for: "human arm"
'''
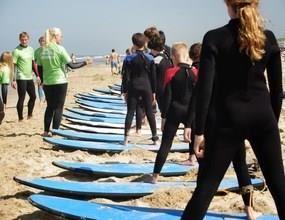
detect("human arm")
[266,31,283,122]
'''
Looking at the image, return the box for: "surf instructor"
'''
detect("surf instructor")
[38,27,92,136]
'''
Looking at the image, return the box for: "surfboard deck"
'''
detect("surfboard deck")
[75,94,124,104]
[66,108,125,119]
[66,118,127,128]
[51,129,124,142]
[44,137,190,153]
[76,99,126,110]
[62,122,183,136]
[63,111,126,124]
[29,195,277,220]
[79,104,127,114]
[15,177,264,198]
[52,161,194,177]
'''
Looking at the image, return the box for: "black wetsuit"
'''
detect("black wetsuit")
[153,52,172,111]
[122,50,158,140]
[153,63,197,174]
[16,79,36,120]
[121,59,145,131]
[181,19,285,219]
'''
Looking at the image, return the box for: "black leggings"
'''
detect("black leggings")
[0,97,4,124]
[153,119,196,174]
[135,98,145,130]
[1,84,8,105]
[44,83,67,132]
[181,124,285,219]
[16,80,36,120]
[125,89,157,140]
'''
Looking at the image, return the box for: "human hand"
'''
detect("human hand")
[183,128,191,143]
[11,81,17,89]
[194,135,205,158]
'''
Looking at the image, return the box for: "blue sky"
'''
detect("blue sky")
[1,0,284,55]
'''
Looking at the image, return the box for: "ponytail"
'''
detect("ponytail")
[226,0,266,61]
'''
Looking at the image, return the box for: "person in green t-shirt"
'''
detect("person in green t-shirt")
[0,51,14,110]
[12,32,41,121]
[38,27,92,137]
[34,36,46,103]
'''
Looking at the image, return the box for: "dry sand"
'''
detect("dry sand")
[0,63,283,219]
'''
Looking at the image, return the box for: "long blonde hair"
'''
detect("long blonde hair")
[45,27,62,46]
[225,0,266,61]
[0,52,14,81]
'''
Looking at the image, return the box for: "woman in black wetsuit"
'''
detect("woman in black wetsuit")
[181,0,285,219]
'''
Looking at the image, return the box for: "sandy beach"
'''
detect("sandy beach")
[0,63,284,219]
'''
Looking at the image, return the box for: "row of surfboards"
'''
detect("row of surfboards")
[15,84,277,219]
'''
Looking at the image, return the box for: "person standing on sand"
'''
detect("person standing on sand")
[0,52,14,110]
[181,0,285,219]
[37,27,92,137]
[149,43,197,183]
[12,32,41,121]
[122,33,158,145]
[110,49,120,75]
[34,36,46,103]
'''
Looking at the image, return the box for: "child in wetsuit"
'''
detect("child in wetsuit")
[150,42,197,183]
[122,33,158,145]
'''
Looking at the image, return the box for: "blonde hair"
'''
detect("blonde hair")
[45,27,62,46]
[0,52,14,81]
[225,0,266,61]
[171,42,190,64]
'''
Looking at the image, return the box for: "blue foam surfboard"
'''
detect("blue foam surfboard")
[44,137,189,153]
[108,85,121,91]
[53,161,193,177]
[76,96,125,106]
[79,104,127,114]
[63,111,126,124]
[66,108,125,119]
[75,94,125,104]
[15,177,264,198]
[29,195,277,220]
[66,118,127,129]
[51,129,123,142]
[94,88,120,95]
[76,99,126,111]
[86,92,122,100]
[93,88,112,94]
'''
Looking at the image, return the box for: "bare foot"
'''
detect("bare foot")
[123,136,129,146]
[41,132,52,137]
[245,206,258,220]
[143,174,158,184]
[136,129,142,136]
[27,115,33,120]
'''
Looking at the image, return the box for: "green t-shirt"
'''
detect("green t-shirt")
[38,43,72,85]
[34,47,43,65]
[0,65,11,84]
[12,45,34,80]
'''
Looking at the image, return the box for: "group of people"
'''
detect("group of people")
[120,0,285,219]
[0,0,284,219]
[0,29,91,134]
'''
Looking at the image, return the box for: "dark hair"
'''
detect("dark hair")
[147,35,164,51]
[144,26,159,40]
[19,32,29,39]
[159,30,166,45]
[112,49,115,52]
[189,43,202,61]
[132,33,146,48]
[125,48,131,55]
